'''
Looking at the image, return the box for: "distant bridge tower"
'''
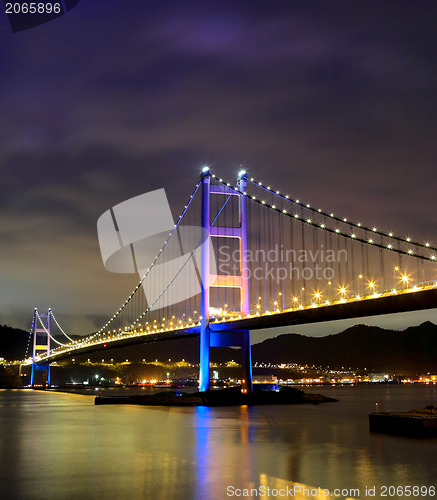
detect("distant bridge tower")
[30,308,52,388]
[199,169,253,393]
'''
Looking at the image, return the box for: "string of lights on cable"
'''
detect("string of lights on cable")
[210,172,437,262]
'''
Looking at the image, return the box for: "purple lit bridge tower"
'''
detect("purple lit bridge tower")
[30,308,52,387]
[199,168,252,393]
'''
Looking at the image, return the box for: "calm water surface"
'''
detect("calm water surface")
[0,385,436,500]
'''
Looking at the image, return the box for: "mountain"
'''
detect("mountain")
[0,325,30,361]
[251,322,437,372]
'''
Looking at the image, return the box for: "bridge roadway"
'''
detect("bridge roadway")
[36,286,437,364]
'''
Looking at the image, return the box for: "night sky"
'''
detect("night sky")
[1,1,437,340]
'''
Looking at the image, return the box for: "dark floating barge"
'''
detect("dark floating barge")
[95,386,337,407]
[369,406,437,437]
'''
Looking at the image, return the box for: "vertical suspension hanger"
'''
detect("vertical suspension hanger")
[289,205,295,304]
[350,233,356,296]
[379,235,386,292]
[336,229,342,293]
[312,221,318,300]
[343,233,349,296]
[301,205,306,305]
[365,232,370,285]
[280,208,285,309]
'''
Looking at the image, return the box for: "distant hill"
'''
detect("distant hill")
[251,321,437,372]
[0,325,30,361]
[1,322,437,373]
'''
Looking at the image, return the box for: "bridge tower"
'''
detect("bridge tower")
[199,169,253,393]
[30,308,51,388]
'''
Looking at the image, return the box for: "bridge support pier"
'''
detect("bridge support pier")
[30,363,51,388]
[210,330,253,394]
[199,325,210,393]
[241,330,253,394]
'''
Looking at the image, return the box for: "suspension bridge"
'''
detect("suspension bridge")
[25,168,437,392]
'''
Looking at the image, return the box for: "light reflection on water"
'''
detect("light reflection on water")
[0,385,436,500]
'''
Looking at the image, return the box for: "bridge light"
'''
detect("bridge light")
[407,249,413,255]
[351,233,356,238]
[368,239,373,244]
[431,255,436,261]
[372,227,377,232]
[202,166,210,173]
[335,228,340,233]
[425,242,430,247]
[295,199,299,203]
[389,232,394,237]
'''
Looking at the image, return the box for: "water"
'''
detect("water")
[0,385,436,500]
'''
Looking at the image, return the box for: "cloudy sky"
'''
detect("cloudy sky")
[1,1,437,340]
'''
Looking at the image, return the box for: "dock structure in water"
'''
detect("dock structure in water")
[369,407,437,437]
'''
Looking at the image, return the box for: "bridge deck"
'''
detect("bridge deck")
[34,286,437,364]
